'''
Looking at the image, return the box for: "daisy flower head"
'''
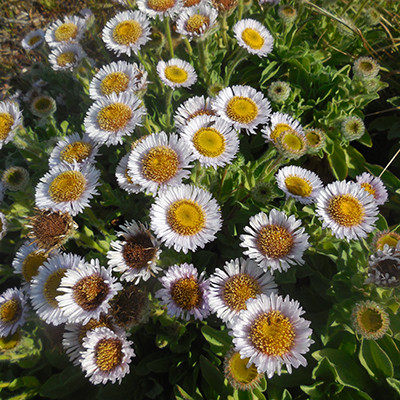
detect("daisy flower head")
[45,15,86,48]
[275,166,323,205]
[181,115,239,169]
[174,95,215,132]
[156,263,210,320]
[278,5,298,24]
[355,172,388,206]
[89,61,147,100]
[84,92,146,147]
[48,43,87,72]
[127,131,193,194]
[30,95,57,119]
[268,81,291,104]
[30,253,84,326]
[2,166,29,191]
[304,127,326,153]
[231,293,313,377]
[176,4,218,40]
[49,132,99,169]
[22,29,45,51]
[35,163,100,217]
[107,219,161,283]
[102,11,151,57]
[57,259,122,325]
[341,116,365,141]
[0,212,7,241]
[262,112,303,144]
[0,288,28,337]
[208,258,277,325]
[366,246,400,287]
[233,19,274,57]
[137,0,182,20]
[352,300,389,340]
[150,184,222,253]
[276,128,308,160]
[315,180,379,241]
[116,152,144,194]
[353,56,380,80]
[157,58,197,89]
[240,209,309,273]
[212,85,271,134]
[0,100,23,149]
[372,230,400,252]
[80,326,135,385]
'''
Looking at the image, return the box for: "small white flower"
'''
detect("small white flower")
[137,0,183,20]
[0,100,23,149]
[262,112,303,143]
[45,16,86,48]
[21,29,45,50]
[48,43,87,72]
[0,288,28,337]
[115,153,145,194]
[356,172,388,206]
[157,58,197,89]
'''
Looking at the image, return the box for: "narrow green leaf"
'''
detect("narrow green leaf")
[359,338,393,378]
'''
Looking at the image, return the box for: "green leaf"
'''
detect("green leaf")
[387,377,400,395]
[175,385,204,400]
[199,355,232,398]
[201,325,232,355]
[359,338,394,378]
[328,142,348,180]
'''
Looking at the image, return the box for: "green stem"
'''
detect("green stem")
[165,88,173,131]
[164,17,174,58]
[354,0,369,21]
[197,39,209,86]
[183,37,193,56]
[224,49,246,85]
[218,167,228,200]
[238,0,244,20]
[221,12,229,48]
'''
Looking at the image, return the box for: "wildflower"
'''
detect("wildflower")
[353,56,380,80]
[48,43,86,72]
[278,5,298,24]
[0,100,23,149]
[157,58,198,89]
[276,129,308,160]
[30,95,57,118]
[21,29,45,50]
[268,81,291,103]
[262,112,303,143]
[366,246,400,287]
[115,153,144,194]
[355,172,388,205]
[211,0,238,14]
[352,301,389,340]
[0,288,28,337]
[304,128,326,153]
[372,231,400,252]
[2,167,29,191]
[45,15,86,48]
[137,0,182,20]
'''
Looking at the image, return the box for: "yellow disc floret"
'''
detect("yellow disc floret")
[141,146,179,183]
[222,274,261,311]
[0,299,21,323]
[164,66,188,84]
[167,200,205,235]
[327,194,364,227]
[170,276,201,310]
[60,141,93,164]
[186,15,210,34]
[284,176,312,197]
[113,20,142,45]
[73,275,109,311]
[95,338,123,371]
[49,171,86,203]
[22,251,48,283]
[192,127,226,157]
[54,23,78,42]
[241,28,264,50]
[257,225,294,258]
[0,112,14,141]
[100,72,130,96]
[226,96,258,124]
[148,0,175,12]
[97,103,132,132]
[44,269,67,308]
[57,51,76,67]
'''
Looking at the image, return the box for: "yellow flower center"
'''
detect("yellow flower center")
[327,194,364,227]
[28,35,41,46]
[100,72,130,96]
[148,0,175,12]
[360,61,374,72]
[73,275,109,311]
[360,182,376,198]
[49,171,86,203]
[377,233,400,250]
[357,307,383,334]
[241,28,264,50]
[54,23,78,42]
[284,176,312,197]
[186,14,210,34]
[141,146,179,183]
[226,96,258,124]
[0,112,14,141]
[22,251,48,282]
[78,317,109,343]
[97,103,132,132]
[60,141,93,164]
[227,352,260,387]
[306,131,321,147]
[167,199,205,235]
[171,276,201,310]
[250,310,295,356]
[281,131,304,151]
[257,224,294,259]
[0,331,21,350]
[95,338,123,371]
[192,127,226,157]
[0,299,21,323]
[44,269,67,308]
[164,66,189,84]
[113,20,142,45]
[187,109,215,123]
[122,234,157,270]
[270,123,291,143]
[222,274,261,311]
[33,97,52,112]
[57,51,76,67]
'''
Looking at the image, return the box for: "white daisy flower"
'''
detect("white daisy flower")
[0,212,7,240]
[240,209,309,273]
[275,166,323,205]
[63,316,124,366]
[35,163,100,217]
[21,29,45,51]
[45,15,86,48]
[57,259,122,324]
[208,258,277,326]
[174,95,215,132]
[137,0,182,20]
[48,43,87,72]
[102,11,152,57]
[12,240,59,286]
[80,326,135,385]
[180,115,239,169]
[89,61,148,100]
[116,153,145,194]
[356,172,388,206]
[157,58,197,89]
[0,288,28,337]
[127,131,193,194]
[107,220,161,283]
[30,253,84,326]
[176,4,218,40]
[150,184,222,253]
[0,100,23,149]
[49,132,99,168]
[315,180,379,241]
[212,85,271,134]
[231,293,313,377]
[156,263,210,320]
[262,112,304,143]
[84,92,146,147]
[233,18,273,57]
